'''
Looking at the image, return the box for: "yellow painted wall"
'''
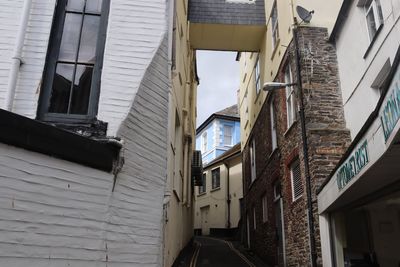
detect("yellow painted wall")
[163,0,198,266]
[194,154,243,234]
[239,0,343,147]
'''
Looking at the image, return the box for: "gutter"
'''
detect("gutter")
[5,0,33,111]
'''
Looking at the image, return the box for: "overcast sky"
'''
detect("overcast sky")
[196,51,240,127]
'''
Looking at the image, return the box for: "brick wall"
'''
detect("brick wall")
[242,26,351,266]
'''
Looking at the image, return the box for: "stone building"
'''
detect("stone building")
[238,1,351,266]
[0,0,197,266]
[318,1,400,266]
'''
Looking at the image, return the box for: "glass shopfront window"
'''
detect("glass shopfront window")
[332,190,400,267]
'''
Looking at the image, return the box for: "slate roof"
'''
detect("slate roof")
[214,104,239,118]
[196,104,240,134]
[188,0,265,25]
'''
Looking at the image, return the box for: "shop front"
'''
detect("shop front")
[318,59,400,267]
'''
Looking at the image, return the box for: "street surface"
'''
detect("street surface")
[189,237,257,267]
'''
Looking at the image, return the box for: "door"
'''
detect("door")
[200,206,210,235]
[274,182,286,266]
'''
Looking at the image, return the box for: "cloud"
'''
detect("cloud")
[196,51,240,126]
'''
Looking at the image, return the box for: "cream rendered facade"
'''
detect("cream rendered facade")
[239,0,344,146]
[194,147,243,236]
[163,0,198,266]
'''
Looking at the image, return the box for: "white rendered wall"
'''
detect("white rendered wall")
[0,0,56,117]
[98,0,167,136]
[335,0,400,139]
[0,0,168,137]
[0,33,170,266]
[0,0,172,266]
[0,142,114,267]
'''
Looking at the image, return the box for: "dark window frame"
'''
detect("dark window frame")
[211,168,220,189]
[37,0,110,123]
[199,173,206,194]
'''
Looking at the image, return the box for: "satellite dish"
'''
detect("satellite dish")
[296,5,314,23]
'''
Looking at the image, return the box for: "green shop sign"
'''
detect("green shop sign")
[380,71,400,141]
[337,140,369,190]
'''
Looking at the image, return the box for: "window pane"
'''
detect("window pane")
[375,0,383,22]
[78,15,100,63]
[366,8,377,39]
[70,64,93,114]
[49,64,74,113]
[59,13,83,61]
[66,0,85,12]
[86,0,103,13]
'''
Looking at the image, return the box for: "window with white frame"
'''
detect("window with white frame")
[271,1,279,49]
[211,168,220,189]
[255,57,261,94]
[253,206,257,229]
[269,99,277,151]
[250,139,256,183]
[262,194,268,222]
[224,125,233,146]
[202,132,207,152]
[362,0,384,41]
[285,64,297,127]
[290,159,303,201]
[199,173,206,194]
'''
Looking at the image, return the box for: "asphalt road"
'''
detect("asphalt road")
[191,237,256,267]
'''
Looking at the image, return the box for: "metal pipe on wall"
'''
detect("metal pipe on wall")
[224,162,231,229]
[5,0,33,111]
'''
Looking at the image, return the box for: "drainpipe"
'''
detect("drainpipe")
[5,0,32,111]
[293,24,317,267]
[224,162,231,229]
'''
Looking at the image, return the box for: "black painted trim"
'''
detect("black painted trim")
[363,24,384,59]
[0,109,120,172]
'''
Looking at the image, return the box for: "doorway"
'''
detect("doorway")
[200,205,210,236]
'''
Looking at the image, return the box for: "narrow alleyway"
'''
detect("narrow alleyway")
[188,237,264,267]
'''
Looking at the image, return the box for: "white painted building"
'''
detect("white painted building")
[318,1,400,266]
[0,0,197,266]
